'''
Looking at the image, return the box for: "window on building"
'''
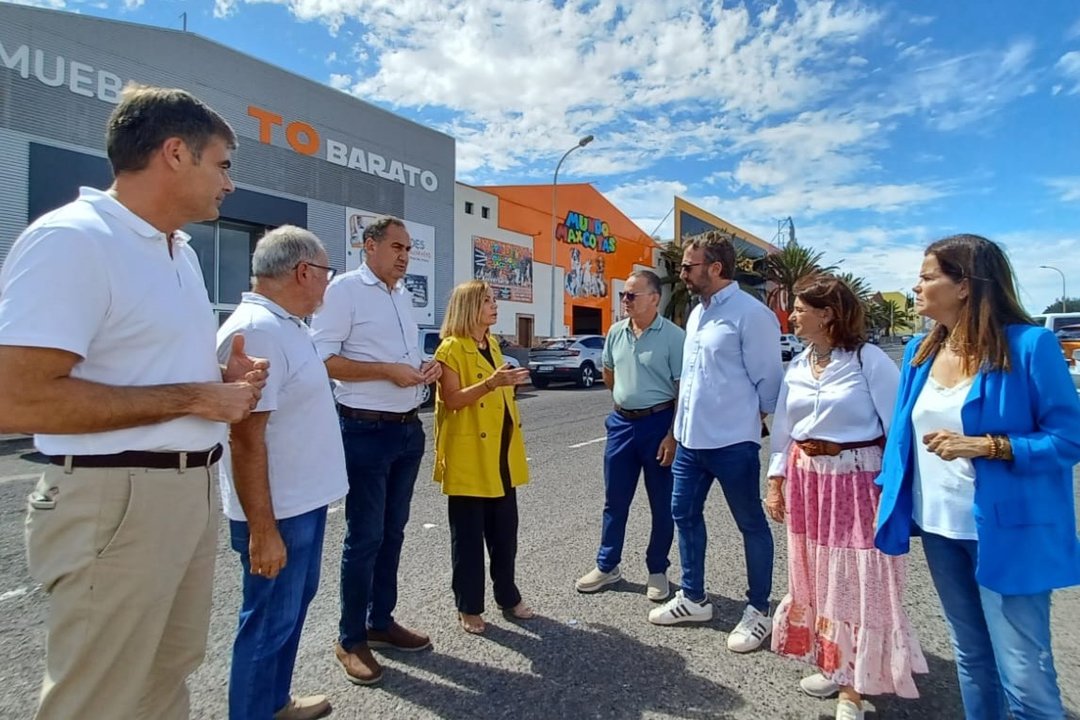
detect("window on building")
[465,201,474,214]
[481,206,490,219]
[185,219,272,324]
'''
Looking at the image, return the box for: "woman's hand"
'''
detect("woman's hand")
[764,477,785,523]
[922,429,990,461]
[488,363,530,388]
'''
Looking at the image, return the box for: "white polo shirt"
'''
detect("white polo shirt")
[310,263,423,412]
[0,187,225,455]
[216,293,347,521]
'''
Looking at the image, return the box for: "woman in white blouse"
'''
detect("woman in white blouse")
[765,273,926,720]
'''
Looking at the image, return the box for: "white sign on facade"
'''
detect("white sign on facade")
[345,207,435,326]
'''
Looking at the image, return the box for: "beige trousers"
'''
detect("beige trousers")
[25,463,219,720]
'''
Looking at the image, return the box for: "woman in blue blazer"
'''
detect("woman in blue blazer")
[875,234,1080,720]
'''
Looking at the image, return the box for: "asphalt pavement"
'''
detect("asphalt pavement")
[1,357,1079,719]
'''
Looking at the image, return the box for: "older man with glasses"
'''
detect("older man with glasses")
[575,270,684,601]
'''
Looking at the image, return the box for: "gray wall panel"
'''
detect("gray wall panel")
[0,131,29,257]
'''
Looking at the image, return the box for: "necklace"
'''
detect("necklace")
[810,345,832,364]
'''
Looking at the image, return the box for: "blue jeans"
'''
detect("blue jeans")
[671,441,773,611]
[338,416,425,649]
[229,507,327,720]
[597,409,674,574]
[921,532,1064,720]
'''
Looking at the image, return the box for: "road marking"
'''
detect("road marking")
[0,473,39,485]
[569,436,606,449]
[1,587,28,601]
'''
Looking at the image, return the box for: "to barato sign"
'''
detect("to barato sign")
[0,39,441,193]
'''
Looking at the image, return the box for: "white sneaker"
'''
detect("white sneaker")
[726,605,772,652]
[646,572,670,601]
[800,672,840,699]
[575,566,622,593]
[648,590,713,625]
[835,699,864,720]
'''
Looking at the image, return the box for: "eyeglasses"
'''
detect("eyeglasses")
[619,291,656,302]
[679,263,702,272]
[296,261,335,280]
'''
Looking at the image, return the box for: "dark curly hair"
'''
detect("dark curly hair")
[792,273,866,351]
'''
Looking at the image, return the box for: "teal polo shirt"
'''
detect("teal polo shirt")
[602,313,685,410]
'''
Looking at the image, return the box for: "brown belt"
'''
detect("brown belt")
[796,437,884,457]
[48,444,223,470]
[614,400,676,420]
[337,404,419,423]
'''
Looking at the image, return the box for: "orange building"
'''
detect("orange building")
[477,183,657,336]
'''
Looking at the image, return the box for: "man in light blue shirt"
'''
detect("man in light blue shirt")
[575,270,684,602]
[648,232,784,656]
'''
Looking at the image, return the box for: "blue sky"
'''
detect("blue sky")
[12,0,1080,313]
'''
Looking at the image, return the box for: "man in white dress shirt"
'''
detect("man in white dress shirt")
[218,227,347,720]
[648,231,784,655]
[310,216,441,686]
[0,84,266,719]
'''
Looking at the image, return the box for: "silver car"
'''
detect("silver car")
[417,329,521,406]
[528,335,605,389]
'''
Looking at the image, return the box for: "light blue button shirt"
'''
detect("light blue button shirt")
[674,282,784,450]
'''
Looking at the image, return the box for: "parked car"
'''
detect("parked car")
[1072,348,1080,391]
[1055,324,1080,368]
[779,334,805,361]
[417,328,521,407]
[528,335,605,389]
[899,334,914,344]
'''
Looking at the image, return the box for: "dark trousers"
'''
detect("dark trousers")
[597,408,675,574]
[447,487,522,615]
[338,416,425,649]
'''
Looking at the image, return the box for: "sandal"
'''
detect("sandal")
[458,612,486,634]
[502,602,535,620]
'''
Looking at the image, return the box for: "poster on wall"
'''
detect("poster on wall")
[345,207,435,326]
[472,237,533,302]
[611,279,626,324]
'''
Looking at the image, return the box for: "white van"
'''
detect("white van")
[1031,313,1080,333]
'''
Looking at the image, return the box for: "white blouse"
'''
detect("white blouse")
[911,375,978,540]
[767,344,900,478]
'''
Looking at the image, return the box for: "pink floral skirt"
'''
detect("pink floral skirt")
[771,443,927,698]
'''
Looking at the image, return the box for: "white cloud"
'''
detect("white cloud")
[1056,51,1080,95]
[328,73,352,91]
[3,0,66,8]
[1068,16,1080,40]
[1044,177,1080,203]
[121,0,142,8]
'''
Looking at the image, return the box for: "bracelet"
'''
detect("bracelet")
[986,433,1003,460]
[483,378,495,392]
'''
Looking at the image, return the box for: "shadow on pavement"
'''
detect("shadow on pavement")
[378,615,744,719]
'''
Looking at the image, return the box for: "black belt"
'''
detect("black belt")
[614,400,676,420]
[337,404,419,423]
[49,444,223,470]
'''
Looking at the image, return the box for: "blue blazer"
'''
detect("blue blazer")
[875,324,1080,595]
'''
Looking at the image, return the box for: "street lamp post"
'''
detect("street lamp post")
[1039,265,1067,313]
[549,134,594,337]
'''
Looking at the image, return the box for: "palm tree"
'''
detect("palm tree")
[836,271,872,304]
[658,238,692,327]
[761,241,837,313]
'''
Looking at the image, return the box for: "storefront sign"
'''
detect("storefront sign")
[248,105,439,192]
[0,41,123,103]
[472,237,533,303]
[345,208,435,325]
[556,210,617,253]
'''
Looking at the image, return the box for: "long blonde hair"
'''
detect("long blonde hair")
[441,280,491,339]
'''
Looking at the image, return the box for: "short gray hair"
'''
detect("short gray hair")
[251,225,326,279]
[628,269,662,295]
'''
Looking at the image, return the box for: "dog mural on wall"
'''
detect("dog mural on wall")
[565,247,608,298]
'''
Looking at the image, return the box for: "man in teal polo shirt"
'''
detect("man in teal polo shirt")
[575,270,684,601]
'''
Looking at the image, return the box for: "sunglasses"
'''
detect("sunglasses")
[619,291,656,302]
[679,263,703,272]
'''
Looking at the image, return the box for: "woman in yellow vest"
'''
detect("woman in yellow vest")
[434,280,532,634]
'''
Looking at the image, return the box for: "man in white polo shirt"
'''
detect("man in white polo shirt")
[648,231,784,655]
[0,84,266,720]
[310,216,441,686]
[218,226,346,720]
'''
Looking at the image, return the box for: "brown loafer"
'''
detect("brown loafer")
[366,622,432,652]
[273,694,331,720]
[334,642,383,685]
